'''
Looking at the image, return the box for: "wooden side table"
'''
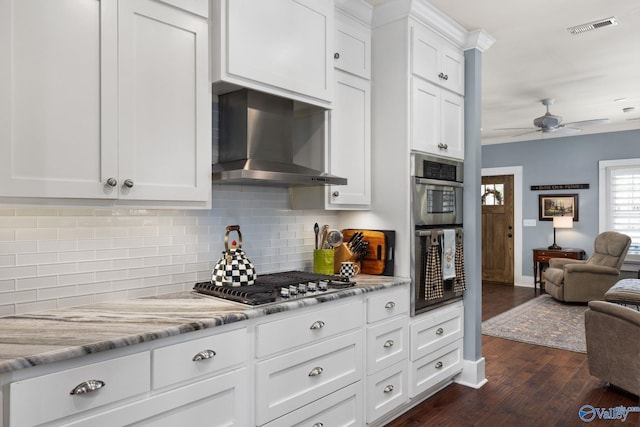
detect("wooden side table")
[532,248,586,292]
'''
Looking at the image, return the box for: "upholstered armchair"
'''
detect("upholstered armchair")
[585,300,640,396]
[544,231,631,302]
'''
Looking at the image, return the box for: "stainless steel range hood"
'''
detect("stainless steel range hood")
[213,89,347,186]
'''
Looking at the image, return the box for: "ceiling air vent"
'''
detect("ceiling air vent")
[567,17,618,35]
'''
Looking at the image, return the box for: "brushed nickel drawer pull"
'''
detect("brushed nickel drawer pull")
[192,349,216,361]
[384,339,395,348]
[313,423,324,427]
[385,301,395,309]
[70,379,105,395]
[436,327,444,335]
[383,384,394,393]
[310,320,325,330]
[309,367,324,377]
[435,361,444,369]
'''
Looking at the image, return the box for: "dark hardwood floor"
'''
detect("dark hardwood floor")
[386,283,640,427]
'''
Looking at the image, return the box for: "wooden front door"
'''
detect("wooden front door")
[482,175,514,284]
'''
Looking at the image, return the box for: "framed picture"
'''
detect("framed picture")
[538,194,579,221]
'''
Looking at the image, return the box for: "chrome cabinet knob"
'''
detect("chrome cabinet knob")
[334,52,340,59]
[106,178,117,187]
[123,179,134,188]
[435,361,444,369]
[438,72,445,79]
[383,384,394,393]
[332,191,339,197]
[443,74,449,80]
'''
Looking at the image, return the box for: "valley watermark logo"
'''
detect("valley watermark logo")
[579,405,640,423]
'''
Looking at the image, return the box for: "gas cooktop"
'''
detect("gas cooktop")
[193,271,355,306]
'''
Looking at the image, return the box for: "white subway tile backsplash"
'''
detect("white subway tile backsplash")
[0,265,38,280]
[0,279,15,292]
[39,284,78,300]
[0,186,339,314]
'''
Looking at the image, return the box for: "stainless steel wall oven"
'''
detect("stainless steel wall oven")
[411,154,465,315]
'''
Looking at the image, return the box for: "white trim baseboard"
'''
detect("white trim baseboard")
[455,358,487,389]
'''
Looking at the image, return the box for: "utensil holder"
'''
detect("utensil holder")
[313,249,334,275]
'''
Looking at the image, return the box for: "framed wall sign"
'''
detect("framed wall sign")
[538,194,579,221]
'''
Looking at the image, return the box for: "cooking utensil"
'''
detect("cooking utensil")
[320,224,329,249]
[314,222,319,250]
[327,230,343,248]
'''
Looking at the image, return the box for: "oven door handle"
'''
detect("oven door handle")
[415,228,462,237]
[414,177,463,187]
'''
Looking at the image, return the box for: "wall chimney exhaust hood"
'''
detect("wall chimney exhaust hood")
[212,89,347,186]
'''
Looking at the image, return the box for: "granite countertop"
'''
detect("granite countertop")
[0,275,409,374]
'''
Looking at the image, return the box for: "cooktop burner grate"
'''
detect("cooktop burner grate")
[193,270,354,306]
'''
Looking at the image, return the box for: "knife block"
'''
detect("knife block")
[333,243,360,274]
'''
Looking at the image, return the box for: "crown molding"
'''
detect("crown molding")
[465,29,495,52]
[336,0,374,26]
[371,0,494,52]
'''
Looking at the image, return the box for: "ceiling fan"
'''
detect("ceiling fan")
[498,98,610,137]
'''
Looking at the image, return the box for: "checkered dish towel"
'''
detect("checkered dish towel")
[425,230,444,300]
[454,228,466,293]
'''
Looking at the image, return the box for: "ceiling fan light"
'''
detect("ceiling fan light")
[567,17,618,35]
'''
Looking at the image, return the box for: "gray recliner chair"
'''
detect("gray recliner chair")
[585,300,640,396]
[544,231,631,302]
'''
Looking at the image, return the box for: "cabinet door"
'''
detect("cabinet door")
[118,0,210,202]
[410,77,440,154]
[0,0,118,199]
[334,12,370,79]
[62,369,249,427]
[223,0,333,104]
[440,90,464,160]
[442,44,465,95]
[328,71,371,208]
[411,24,464,96]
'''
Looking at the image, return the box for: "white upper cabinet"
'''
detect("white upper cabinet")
[0,0,211,204]
[328,70,371,207]
[211,0,334,107]
[411,24,464,96]
[411,77,464,159]
[0,0,114,200]
[118,0,210,202]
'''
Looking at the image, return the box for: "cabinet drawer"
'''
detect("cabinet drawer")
[366,316,408,374]
[255,331,363,425]
[334,16,370,79]
[367,286,409,323]
[152,327,247,389]
[410,301,463,361]
[256,299,363,358]
[264,382,363,427]
[62,368,249,427]
[9,352,150,426]
[366,361,408,423]
[410,339,463,398]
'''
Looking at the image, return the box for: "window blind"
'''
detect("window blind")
[609,166,640,257]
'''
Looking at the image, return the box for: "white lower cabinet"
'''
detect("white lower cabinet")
[409,301,464,398]
[63,368,249,427]
[255,298,365,426]
[264,382,363,427]
[364,287,409,425]
[366,360,408,424]
[6,326,248,427]
[9,352,151,427]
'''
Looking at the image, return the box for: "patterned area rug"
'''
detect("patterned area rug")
[482,294,588,353]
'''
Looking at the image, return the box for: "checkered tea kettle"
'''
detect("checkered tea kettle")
[211,225,257,287]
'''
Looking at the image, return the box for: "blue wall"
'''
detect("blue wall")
[482,129,640,275]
